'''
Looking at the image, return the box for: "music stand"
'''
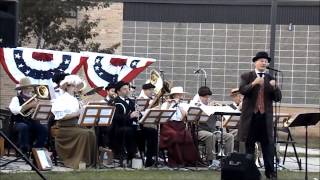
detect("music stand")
[79,105,115,127]
[78,105,115,168]
[284,112,320,180]
[139,109,175,167]
[135,99,150,112]
[32,103,52,125]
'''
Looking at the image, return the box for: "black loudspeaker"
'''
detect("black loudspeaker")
[0,0,18,47]
[221,153,261,180]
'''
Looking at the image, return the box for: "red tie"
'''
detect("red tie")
[255,83,265,114]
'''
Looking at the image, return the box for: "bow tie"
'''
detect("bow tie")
[258,72,265,77]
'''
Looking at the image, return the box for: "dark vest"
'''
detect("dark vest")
[11,95,32,124]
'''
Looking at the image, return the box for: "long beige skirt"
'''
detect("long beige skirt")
[55,126,96,169]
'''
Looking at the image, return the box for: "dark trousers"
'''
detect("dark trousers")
[98,126,112,148]
[136,126,158,160]
[116,126,137,160]
[115,126,157,161]
[14,121,48,152]
[245,113,274,176]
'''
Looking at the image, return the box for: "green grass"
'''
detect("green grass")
[0,170,319,180]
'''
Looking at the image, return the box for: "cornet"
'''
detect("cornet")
[20,85,50,117]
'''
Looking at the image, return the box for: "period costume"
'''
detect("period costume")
[51,75,96,169]
[111,81,157,167]
[190,86,234,162]
[8,77,48,154]
[160,87,200,167]
[239,52,282,178]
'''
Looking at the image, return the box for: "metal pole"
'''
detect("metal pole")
[269,0,278,77]
[14,0,19,47]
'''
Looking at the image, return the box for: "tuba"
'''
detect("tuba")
[20,85,50,117]
[146,70,171,108]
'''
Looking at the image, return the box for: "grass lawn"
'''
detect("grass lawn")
[0,170,319,180]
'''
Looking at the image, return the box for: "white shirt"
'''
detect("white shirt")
[161,101,183,121]
[138,91,154,105]
[255,69,266,78]
[51,92,80,120]
[9,96,22,115]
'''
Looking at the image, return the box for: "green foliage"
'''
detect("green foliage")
[18,0,119,53]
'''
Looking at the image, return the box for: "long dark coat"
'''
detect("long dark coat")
[238,71,282,143]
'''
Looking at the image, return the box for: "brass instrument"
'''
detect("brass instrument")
[20,85,50,117]
[146,70,171,109]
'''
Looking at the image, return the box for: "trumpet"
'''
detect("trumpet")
[20,85,50,117]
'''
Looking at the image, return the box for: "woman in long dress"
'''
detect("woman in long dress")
[160,87,200,167]
[51,75,96,169]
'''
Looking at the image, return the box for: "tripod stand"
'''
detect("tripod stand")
[0,130,46,180]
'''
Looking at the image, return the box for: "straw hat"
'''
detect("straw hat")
[60,75,85,90]
[15,77,35,90]
[169,86,187,95]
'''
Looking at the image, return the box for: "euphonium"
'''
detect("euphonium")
[20,85,50,117]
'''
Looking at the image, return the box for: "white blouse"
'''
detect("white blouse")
[51,92,80,120]
[161,101,183,121]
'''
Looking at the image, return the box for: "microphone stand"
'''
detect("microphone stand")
[195,69,207,87]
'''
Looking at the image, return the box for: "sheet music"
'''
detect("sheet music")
[99,117,110,124]
[86,109,98,116]
[200,105,240,116]
[101,109,112,116]
[37,150,51,169]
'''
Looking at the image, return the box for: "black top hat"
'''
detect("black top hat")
[142,83,156,90]
[105,83,116,91]
[115,81,129,92]
[198,86,212,97]
[252,51,271,62]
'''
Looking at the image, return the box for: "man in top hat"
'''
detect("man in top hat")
[238,51,282,179]
[8,77,48,155]
[190,86,234,165]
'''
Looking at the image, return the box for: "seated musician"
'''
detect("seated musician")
[138,83,155,100]
[97,83,117,165]
[52,73,69,99]
[226,88,243,152]
[229,88,242,111]
[103,83,117,105]
[111,81,157,167]
[8,77,48,155]
[51,75,96,169]
[160,86,200,167]
[190,86,234,164]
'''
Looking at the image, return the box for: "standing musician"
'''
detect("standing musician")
[190,86,234,164]
[160,86,200,167]
[51,75,96,169]
[8,77,48,155]
[111,81,157,167]
[239,51,282,180]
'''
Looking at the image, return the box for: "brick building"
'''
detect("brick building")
[0,0,319,108]
[122,0,320,106]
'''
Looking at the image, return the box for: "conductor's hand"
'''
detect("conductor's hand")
[269,80,276,88]
[130,111,140,118]
[252,77,264,86]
